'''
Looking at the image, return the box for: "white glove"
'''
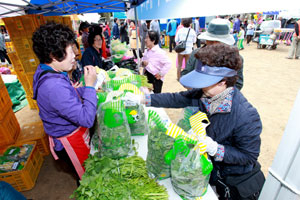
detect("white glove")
[121,92,144,106]
[204,136,218,156]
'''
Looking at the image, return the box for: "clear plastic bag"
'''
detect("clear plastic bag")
[171,146,212,199]
[146,109,174,180]
[97,100,131,159]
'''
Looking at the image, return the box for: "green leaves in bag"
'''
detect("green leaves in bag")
[97,100,131,159]
[146,110,174,180]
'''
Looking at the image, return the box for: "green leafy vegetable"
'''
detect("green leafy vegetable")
[97,101,131,159]
[71,155,169,200]
[171,144,211,199]
[146,110,174,180]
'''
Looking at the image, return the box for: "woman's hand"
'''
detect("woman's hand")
[72,81,83,88]
[155,73,162,80]
[142,61,148,67]
[84,65,97,87]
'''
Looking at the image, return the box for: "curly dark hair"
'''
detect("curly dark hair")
[88,31,103,47]
[182,18,193,27]
[195,43,242,87]
[32,22,75,64]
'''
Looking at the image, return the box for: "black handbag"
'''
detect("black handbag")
[174,28,191,53]
[224,162,265,200]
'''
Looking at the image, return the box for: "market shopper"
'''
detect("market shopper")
[142,30,172,93]
[181,18,244,90]
[286,18,300,59]
[68,40,83,85]
[81,30,104,68]
[112,18,120,39]
[0,31,11,64]
[175,18,196,81]
[78,21,90,50]
[32,22,97,182]
[129,21,143,59]
[246,20,255,45]
[143,43,264,200]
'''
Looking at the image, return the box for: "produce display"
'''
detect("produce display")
[146,110,174,180]
[110,40,129,63]
[71,155,169,200]
[97,100,131,159]
[0,144,33,173]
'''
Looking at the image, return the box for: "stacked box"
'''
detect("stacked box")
[0,109,21,147]
[16,121,49,156]
[0,80,13,120]
[0,141,44,191]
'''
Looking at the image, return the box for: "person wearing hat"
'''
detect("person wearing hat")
[181,18,244,90]
[79,21,90,50]
[141,43,264,199]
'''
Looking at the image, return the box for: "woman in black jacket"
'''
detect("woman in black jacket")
[143,43,264,200]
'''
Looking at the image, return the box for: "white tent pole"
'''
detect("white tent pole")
[134,6,140,72]
[259,89,300,200]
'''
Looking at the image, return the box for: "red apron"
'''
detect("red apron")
[49,127,90,179]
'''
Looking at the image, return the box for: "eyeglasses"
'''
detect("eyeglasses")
[94,38,102,42]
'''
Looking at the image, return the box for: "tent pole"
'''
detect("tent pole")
[134,6,141,73]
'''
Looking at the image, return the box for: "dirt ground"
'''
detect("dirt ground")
[16,42,300,199]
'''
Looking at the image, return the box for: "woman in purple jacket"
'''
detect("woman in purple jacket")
[32,22,97,183]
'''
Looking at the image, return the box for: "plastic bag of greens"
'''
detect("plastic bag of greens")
[97,100,131,159]
[176,107,199,132]
[125,100,148,136]
[165,112,213,200]
[146,109,174,180]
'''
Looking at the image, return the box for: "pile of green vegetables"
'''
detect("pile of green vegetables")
[146,110,174,180]
[71,155,169,200]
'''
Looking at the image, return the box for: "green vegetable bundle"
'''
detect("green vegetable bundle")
[176,107,199,132]
[71,155,168,200]
[170,142,212,199]
[97,100,131,159]
[146,110,174,180]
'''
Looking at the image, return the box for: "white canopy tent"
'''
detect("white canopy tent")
[0,0,27,18]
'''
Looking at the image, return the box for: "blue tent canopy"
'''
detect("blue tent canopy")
[0,0,146,17]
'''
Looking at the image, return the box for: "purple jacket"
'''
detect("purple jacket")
[233,19,240,32]
[33,64,97,151]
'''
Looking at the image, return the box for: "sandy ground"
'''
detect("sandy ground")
[16,41,300,199]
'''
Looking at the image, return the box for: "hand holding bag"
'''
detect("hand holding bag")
[175,28,191,53]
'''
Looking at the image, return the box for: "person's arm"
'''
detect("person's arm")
[149,92,192,108]
[221,106,262,165]
[81,50,95,67]
[158,53,172,78]
[48,81,97,128]
[235,56,244,90]
[295,22,299,37]
[175,29,180,43]
[181,49,198,77]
